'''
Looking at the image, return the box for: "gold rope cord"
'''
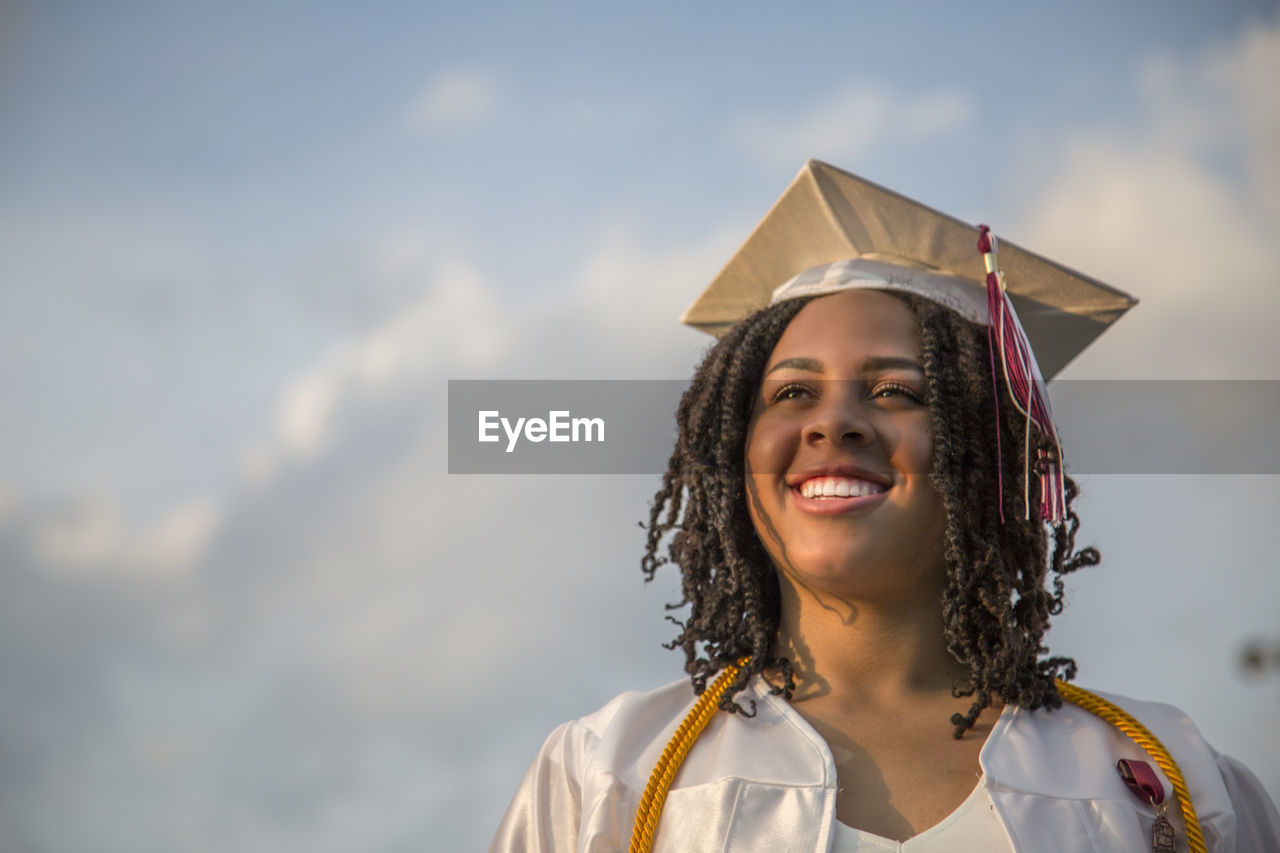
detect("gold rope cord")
[628,665,1207,853]
[627,657,749,853]
[1055,678,1207,853]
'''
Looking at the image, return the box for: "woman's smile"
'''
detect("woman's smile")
[796,476,886,500]
[790,468,891,514]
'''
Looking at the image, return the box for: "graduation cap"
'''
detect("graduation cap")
[682,159,1135,381]
[682,159,1138,523]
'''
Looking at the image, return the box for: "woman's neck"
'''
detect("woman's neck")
[772,574,968,707]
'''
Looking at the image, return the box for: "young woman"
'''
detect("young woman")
[491,161,1279,852]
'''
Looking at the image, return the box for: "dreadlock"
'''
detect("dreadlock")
[641,292,1100,737]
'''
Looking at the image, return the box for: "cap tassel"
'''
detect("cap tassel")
[978,225,1066,525]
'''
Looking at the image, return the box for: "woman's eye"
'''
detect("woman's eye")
[770,383,811,403]
[871,381,923,403]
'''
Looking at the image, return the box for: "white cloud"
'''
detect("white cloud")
[404,68,501,135]
[244,217,736,490]
[127,499,220,573]
[18,493,220,578]
[1022,18,1280,380]
[1188,19,1280,221]
[29,495,121,570]
[563,222,740,376]
[245,249,507,485]
[731,82,974,168]
[1133,19,1280,217]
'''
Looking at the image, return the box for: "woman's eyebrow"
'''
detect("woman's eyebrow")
[762,356,924,377]
[764,357,824,376]
[862,356,925,374]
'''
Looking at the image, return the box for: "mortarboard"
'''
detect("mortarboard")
[681,159,1136,381]
[682,159,1139,523]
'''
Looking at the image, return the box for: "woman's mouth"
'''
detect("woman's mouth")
[791,475,890,515]
[797,476,888,499]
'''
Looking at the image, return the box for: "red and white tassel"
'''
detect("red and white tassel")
[978,225,1066,525]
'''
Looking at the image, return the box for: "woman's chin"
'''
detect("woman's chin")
[779,559,890,597]
[777,553,944,604]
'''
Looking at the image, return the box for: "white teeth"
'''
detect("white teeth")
[799,476,886,499]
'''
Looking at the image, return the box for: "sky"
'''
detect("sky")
[1,1,1278,850]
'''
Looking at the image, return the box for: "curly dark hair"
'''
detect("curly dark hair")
[641,291,1100,737]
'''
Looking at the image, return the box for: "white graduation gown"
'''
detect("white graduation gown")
[491,676,1279,852]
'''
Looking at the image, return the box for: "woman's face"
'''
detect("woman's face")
[744,289,948,604]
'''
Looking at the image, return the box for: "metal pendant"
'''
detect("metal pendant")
[1151,804,1176,853]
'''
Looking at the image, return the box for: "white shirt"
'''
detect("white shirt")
[830,775,1010,852]
[491,676,1279,852]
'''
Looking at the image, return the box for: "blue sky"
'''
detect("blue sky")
[2,2,1278,850]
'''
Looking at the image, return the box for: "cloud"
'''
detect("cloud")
[404,68,501,135]
[540,221,740,377]
[730,82,974,168]
[244,216,737,491]
[27,495,121,569]
[1020,17,1280,380]
[128,499,220,572]
[13,492,219,578]
[243,248,507,486]
[1134,18,1280,218]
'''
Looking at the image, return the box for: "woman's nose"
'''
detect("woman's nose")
[801,390,875,446]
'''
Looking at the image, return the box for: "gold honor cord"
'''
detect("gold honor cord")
[628,657,749,853]
[628,664,1205,853]
[1054,679,1206,853]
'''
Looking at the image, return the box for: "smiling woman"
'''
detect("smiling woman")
[489,161,1280,852]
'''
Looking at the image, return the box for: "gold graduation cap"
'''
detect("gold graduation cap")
[682,159,1136,379]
